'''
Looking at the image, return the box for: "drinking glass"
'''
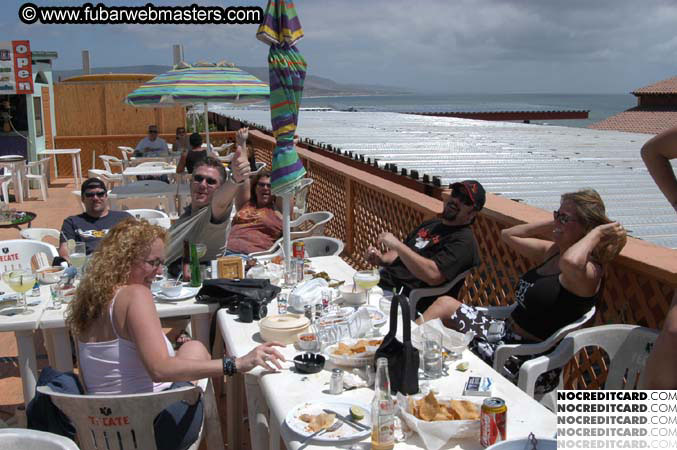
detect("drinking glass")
[48,283,64,309]
[69,242,87,278]
[353,269,380,306]
[423,329,443,379]
[195,243,207,260]
[6,269,37,314]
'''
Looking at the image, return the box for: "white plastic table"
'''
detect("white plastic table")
[38,149,82,188]
[0,157,26,203]
[217,256,557,450]
[122,165,177,184]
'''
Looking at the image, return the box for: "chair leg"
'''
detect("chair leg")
[39,177,48,201]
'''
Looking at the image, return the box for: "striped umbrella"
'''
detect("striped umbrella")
[125,62,269,147]
[257,0,307,195]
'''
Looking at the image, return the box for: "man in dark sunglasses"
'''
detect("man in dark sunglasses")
[165,133,252,273]
[134,124,169,157]
[58,178,132,261]
[366,179,486,315]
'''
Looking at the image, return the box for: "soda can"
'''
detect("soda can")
[293,241,305,259]
[480,397,507,447]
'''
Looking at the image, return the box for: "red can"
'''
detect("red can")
[480,397,507,447]
[293,241,305,259]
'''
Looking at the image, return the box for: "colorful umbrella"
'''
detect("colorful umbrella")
[125,62,269,147]
[257,0,307,195]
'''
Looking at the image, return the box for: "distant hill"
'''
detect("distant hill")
[54,64,409,97]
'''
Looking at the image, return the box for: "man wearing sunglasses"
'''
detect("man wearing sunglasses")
[134,125,169,157]
[164,142,251,274]
[58,178,132,261]
[366,180,485,314]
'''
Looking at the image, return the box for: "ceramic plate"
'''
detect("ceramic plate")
[285,400,371,443]
[154,285,201,302]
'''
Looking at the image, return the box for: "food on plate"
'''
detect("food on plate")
[299,333,317,342]
[312,271,331,282]
[408,391,480,422]
[271,255,283,265]
[350,405,365,421]
[332,339,382,356]
[299,412,336,432]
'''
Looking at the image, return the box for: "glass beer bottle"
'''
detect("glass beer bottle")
[371,357,395,450]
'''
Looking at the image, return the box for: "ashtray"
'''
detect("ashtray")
[293,353,325,374]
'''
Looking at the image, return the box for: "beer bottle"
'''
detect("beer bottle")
[371,357,395,450]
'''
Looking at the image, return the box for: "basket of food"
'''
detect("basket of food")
[325,338,382,367]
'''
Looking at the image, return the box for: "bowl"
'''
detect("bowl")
[36,266,65,284]
[150,276,165,293]
[297,332,319,352]
[259,314,310,344]
[338,283,365,305]
[161,281,183,297]
[293,353,325,374]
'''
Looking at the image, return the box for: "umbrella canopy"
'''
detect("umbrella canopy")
[257,0,307,195]
[125,62,269,146]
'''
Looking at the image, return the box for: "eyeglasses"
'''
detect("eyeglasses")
[553,210,577,224]
[192,174,219,186]
[144,258,165,268]
[257,182,271,189]
[149,130,158,134]
[451,188,474,207]
[84,191,106,198]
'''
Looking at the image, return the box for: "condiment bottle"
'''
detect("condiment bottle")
[371,357,395,450]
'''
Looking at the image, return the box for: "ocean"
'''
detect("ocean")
[299,93,636,129]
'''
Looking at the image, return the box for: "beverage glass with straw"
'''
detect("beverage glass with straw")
[6,269,37,314]
[69,241,87,279]
[353,268,380,306]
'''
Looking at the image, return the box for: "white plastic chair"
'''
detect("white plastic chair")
[0,239,58,271]
[473,303,596,373]
[292,178,313,219]
[0,428,79,449]
[250,236,344,259]
[19,228,60,242]
[289,211,334,240]
[37,377,222,450]
[117,146,135,163]
[407,269,471,319]
[88,168,123,188]
[518,324,659,411]
[0,173,13,205]
[24,157,52,201]
[98,155,124,174]
[125,208,171,229]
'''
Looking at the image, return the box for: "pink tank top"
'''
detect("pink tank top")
[78,291,175,394]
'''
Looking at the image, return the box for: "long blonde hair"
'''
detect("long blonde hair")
[65,218,167,336]
[561,189,626,263]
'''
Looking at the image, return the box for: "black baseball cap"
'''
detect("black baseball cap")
[451,180,486,211]
[81,178,107,196]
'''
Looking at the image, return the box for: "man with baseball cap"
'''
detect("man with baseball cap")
[58,178,132,261]
[366,180,486,314]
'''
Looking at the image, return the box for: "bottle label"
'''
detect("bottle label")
[374,400,395,444]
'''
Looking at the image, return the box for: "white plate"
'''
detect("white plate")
[362,306,387,327]
[154,285,200,302]
[286,400,371,443]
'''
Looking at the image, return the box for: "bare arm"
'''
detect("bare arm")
[501,220,556,262]
[641,126,677,212]
[58,243,70,262]
[559,222,624,296]
[378,232,445,286]
[211,146,251,220]
[175,151,187,174]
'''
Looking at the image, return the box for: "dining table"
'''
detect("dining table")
[37,149,83,189]
[0,156,26,203]
[217,255,557,450]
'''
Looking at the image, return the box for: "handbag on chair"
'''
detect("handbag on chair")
[374,293,420,395]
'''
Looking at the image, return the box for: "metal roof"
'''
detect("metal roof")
[213,107,677,249]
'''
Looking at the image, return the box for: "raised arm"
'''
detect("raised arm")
[211,145,251,220]
[175,151,188,174]
[501,220,556,262]
[233,128,251,209]
[641,126,677,213]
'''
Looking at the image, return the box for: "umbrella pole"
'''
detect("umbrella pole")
[203,102,210,149]
[282,192,292,275]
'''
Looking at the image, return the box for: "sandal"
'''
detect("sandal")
[174,330,192,350]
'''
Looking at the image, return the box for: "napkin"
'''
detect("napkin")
[412,319,475,352]
[288,278,328,312]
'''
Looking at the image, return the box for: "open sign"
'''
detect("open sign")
[12,40,33,95]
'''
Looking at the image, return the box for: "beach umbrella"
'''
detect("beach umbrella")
[125,61,269,147]
[257,0,308,270]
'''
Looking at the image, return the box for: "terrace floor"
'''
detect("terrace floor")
[0,179,245,449]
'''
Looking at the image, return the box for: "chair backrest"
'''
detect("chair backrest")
[26,157,51,175]
[136,161,168,168]
[37,385,201,450]
[0,239,58,271]
[292,178,314,219]
[117,146,134,161]
[99,155,124,173]
[125,209,171,228]
[19,227,60,242]
[0,428,79,450]
[290,211,334,239]
[293,236,344,257]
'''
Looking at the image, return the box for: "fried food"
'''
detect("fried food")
[332,339,381,356]
[299,412,335,432]
[409,391,480,422]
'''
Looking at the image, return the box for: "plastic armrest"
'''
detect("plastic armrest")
[517,337,575,396]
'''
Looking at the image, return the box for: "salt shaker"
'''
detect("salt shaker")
[329,368,344,394]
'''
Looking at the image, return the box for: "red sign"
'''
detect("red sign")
[12,40,33,95]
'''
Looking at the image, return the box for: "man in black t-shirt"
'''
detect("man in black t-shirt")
[58,178,131,261]
[366,180,485,313]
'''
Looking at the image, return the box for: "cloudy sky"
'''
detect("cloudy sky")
[3,0,676,93]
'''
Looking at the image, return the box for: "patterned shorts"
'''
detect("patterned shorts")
[448,303,561,394]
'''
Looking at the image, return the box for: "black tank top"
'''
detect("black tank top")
[185,149,208,174]
[510,253,599,340]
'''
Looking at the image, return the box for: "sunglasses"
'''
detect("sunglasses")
[84,191,106,198]
[149,130,158,134]
[144,258,165,268]
[451,188,474,207]
[192,174,219,185]
[257,182,272,189]
[553,210,577,225]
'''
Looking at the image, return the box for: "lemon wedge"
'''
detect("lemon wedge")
[67,239,76,252]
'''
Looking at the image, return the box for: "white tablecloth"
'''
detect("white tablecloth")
[217,256,556,450]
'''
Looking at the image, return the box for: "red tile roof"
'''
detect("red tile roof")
[632,76,677,95]
[588,107,677,134]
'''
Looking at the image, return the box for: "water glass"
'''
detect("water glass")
[423,329,443,379]
[49,284,63,309]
